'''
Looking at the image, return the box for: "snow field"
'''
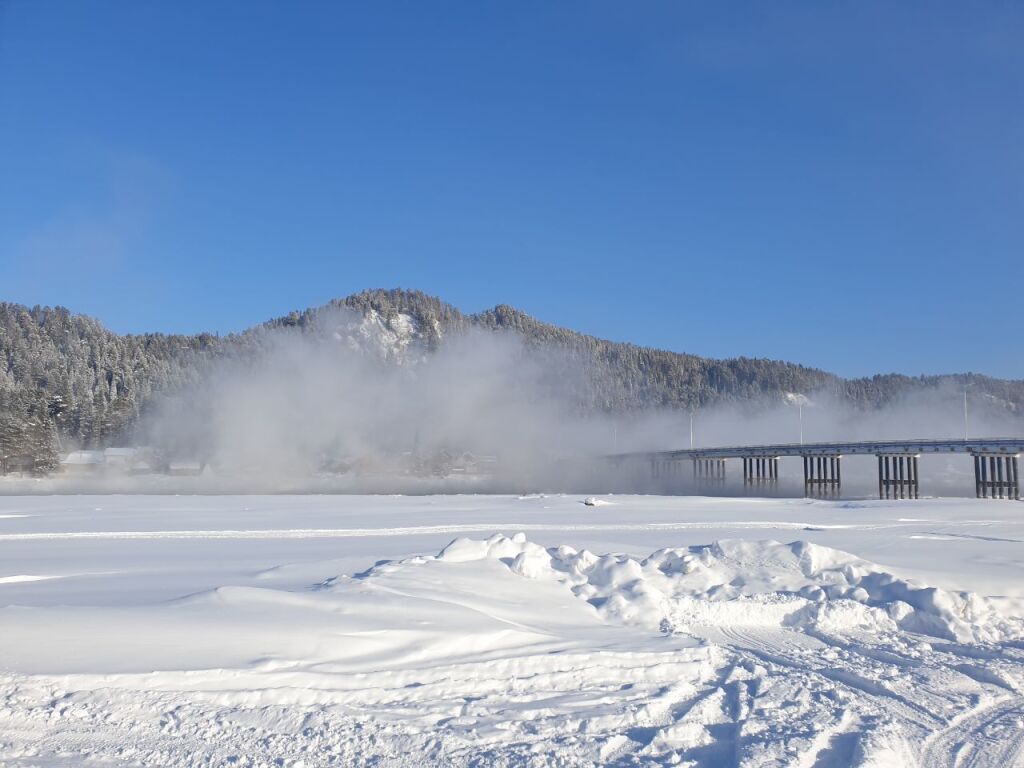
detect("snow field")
[1,494,1023,766]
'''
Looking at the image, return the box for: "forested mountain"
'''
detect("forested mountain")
[0,305,223,472]
[2,289,1022,473]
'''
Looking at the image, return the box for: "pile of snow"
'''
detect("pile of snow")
[433,534,1022,643]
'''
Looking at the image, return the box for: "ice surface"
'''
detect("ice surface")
[1,494,1023,766]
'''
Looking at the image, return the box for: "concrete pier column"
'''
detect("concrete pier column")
[693,457,726,489]
[803,454,840,498]
[743,456,779,494]
[877,453,920,500]
[972,453,1021,500]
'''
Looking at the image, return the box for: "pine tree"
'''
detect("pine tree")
[0,399,25,475]
[26,410,59,474]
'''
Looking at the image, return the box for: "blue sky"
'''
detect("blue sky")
[1,2,1021,378]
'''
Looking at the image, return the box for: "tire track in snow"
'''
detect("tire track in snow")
[919,698,1024,768]
[705,626,1024,767]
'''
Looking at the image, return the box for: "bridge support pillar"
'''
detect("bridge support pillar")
[743,456,778,490]
[877,454,919,499]
[803,454,841,498]
[650,459,684,480]
[972,453,1019,500]
[692,457,726,487]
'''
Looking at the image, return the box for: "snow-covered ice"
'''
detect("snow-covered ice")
[1,494,1023,766]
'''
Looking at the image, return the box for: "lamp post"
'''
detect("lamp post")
[963,390,969,441]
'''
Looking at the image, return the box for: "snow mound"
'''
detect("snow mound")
[433,534,1022,643]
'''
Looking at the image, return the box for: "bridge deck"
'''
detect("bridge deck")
[613,437,1024,461]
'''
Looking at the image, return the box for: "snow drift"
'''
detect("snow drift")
[427,534,1024,644]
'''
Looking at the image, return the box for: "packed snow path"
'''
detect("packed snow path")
[1,494,1023,767]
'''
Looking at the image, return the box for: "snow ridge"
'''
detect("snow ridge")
[432,534,1023,644]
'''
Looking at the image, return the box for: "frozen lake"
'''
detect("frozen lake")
[1,494,1023,766]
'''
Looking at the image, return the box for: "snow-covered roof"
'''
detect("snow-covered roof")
[103,447,136,458]
[168,460,203,470]
[61,450,105,465]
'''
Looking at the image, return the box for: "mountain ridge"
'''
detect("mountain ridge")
[1,288,1022,472]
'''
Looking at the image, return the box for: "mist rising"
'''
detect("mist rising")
[9,305,1017,497]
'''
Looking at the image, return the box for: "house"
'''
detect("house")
[449,452,498,476]
[60,451,106,473]
[103,447,137,470]
[128,448,160,474]
[3,454,36,475]
[449,451,477,474]
[167,460,205,476]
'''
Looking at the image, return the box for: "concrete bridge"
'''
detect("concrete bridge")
[614,438,1023,500]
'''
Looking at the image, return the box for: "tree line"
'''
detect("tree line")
[2,291,1021,474]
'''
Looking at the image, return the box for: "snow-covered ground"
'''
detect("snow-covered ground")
[1,494,1023,767]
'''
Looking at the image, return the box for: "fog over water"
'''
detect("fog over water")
[6,308,1022,496]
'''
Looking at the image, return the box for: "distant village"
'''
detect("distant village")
[58,448,204,476]
[19,447,501,479]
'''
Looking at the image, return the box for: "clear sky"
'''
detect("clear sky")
[1,1,1021,379]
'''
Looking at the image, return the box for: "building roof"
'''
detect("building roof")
[61,450,106,465]
[103,447,137,458]
[168,460,203,470]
